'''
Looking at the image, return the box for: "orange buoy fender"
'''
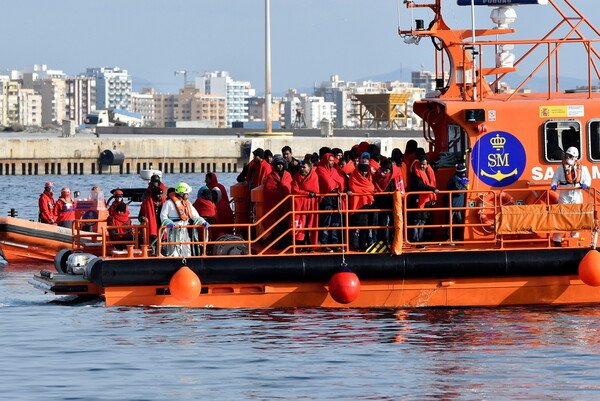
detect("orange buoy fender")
[328,266,360,304]
[578,250,600,287]
[169,266,202,303]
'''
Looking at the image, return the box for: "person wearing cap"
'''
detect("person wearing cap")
[39,182,57,225]
[160,182,208,256]
[107,202,134,249]
[551,146,591,246]
[245,148,271,191]
[108,189,129,216]
[139,185,165,246]
[263,155,293,248]
[409,155,439,247]
[445,163,469,242]
[54,187,77,228]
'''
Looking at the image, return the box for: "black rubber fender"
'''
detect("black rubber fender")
[54,249,72,273]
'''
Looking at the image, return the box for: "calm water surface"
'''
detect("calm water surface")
[2,173,600,400]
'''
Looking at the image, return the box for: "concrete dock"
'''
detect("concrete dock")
[0,127,425,175]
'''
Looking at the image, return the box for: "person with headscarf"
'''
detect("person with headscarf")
[193,188,218,226]
[315,153,345,252]
[291,157,320,251]
[205,172,234,227]
[409,155,439,247]
[263,155,293,247]
[348,160,375,251]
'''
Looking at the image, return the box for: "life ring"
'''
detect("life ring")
[478,192,515,231]
[525,190,559,205]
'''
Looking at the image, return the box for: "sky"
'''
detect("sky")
[2,0,600,95]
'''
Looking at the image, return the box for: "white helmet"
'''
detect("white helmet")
[565,147,579,158]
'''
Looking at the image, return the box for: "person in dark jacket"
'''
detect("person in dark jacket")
[445,163,469,242]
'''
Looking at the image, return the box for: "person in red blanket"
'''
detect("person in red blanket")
[348,160,376,251]
[408,155,439,247]
[193,188,218,225]
[107,202,134,249]
[108,190,129,216]
[54,187,77,228]
[205,173,234,227]
[139,186,165,246]
[291,157,320,252]
[245,148,271,191]
[373,158,405,246]
[315,153,346,252]
[39,182,56,224]
[263,155,293,248]
[143,174,167,201]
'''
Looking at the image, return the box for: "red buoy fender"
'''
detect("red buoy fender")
[169,266,202,303]
[579,250,600,287]
[328,268,361,304]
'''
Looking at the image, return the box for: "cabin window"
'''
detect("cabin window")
[588,120,600,161]
[543,119,581,162]
[447,123,466,154]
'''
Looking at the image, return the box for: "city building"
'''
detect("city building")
[66,76,96,125]
[195,71,255,127]
[1,81,20,126]
[86,67,132,111]
[18,88,42,127]
[153,88,226,128]
[131,88,156,126]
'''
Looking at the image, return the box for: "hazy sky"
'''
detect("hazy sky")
[3,0,599,95]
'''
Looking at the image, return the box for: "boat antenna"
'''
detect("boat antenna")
[470,0,478,101]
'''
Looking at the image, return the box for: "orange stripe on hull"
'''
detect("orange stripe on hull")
[102,276,600,308]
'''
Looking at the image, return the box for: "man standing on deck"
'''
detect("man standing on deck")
[551,146,591,246]
[39,182,56,225]
[160,182,209,257]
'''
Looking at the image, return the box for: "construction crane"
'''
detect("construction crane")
[174,70,203,89]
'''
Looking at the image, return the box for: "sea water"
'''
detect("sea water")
[2,173,600,400]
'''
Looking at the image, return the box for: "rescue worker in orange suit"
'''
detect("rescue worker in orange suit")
[139,186,165,246]
[160,182,209,257]
[39,182,57,225]
[54,187,77,228]
[107,202,134,249]
[551,146,592,246]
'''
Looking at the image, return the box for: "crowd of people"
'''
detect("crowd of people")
[38,140,478,253]
[235,140,466,251]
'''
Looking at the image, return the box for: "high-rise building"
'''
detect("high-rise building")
[66,76,96,125]
[18,88,42,127]
[131,88,156,126]
[195,71,254,127]
[1,81,20,126]
[86,67,132,111]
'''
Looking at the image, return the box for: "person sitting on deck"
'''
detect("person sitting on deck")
[107,202,134,250]
[39,182,56,225]
[54,187,77,229]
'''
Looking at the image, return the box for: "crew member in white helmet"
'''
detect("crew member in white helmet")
[550,146,591,246]
[160,182,209,256]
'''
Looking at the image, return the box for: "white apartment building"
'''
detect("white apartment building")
[195,71,254,127]
[303,96,336,129]
[86,67,132,111]
[131,88,156,125]
[66,76,96,125]
[18,88,42,126]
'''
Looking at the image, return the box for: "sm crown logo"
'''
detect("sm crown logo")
[490,134,506,150]
[472,131,526,188]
